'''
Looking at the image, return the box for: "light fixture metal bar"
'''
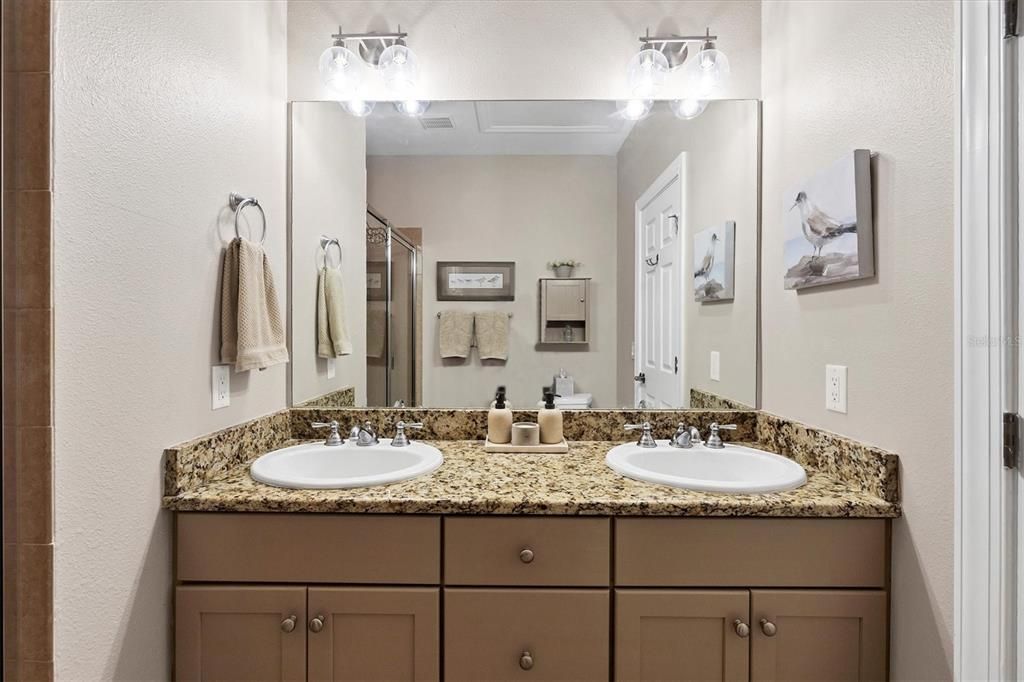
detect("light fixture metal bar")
[639,34,717,44]
[333,30,408,42]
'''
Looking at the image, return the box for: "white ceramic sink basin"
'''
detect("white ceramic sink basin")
[250,440,443,489]
[606,441,806,494]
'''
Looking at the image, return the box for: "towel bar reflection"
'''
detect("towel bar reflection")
[436,312,513,318]
[320,236,342,269]
[229,192,267,244]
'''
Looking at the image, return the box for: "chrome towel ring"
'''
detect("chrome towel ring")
[320,235,342,269]
[229,192,267,244]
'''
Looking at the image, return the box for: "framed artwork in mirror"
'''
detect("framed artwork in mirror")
[783,149,874,290]
[366,261,388,301]
[693,221,736,302]
[437,261,516,301]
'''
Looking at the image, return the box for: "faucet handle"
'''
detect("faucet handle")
[391,421,424,447]
[706,422,737,449]
[624,422,657,448]
[311,420,343,447]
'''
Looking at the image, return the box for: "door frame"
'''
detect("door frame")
[955,0,1020,678]
[634,152,687,408]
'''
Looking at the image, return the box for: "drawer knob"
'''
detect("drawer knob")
[733,619,750,638]
[760,618,777,637]
[280,615,297,633]
[519,651,534,670]
[309,615,325,633]
[519,548,535,564]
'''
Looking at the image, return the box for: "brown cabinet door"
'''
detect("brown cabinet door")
[544,280,587,321]
[751,590,887,682]
[175,585,306,682]
[307,587,440,682]
[444,588,609,681]
[615,589,750,682]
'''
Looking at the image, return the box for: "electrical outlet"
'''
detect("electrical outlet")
[326,357,336,380]
[826,364,847,413]
[212,365,230,410]
[710,351,721,381]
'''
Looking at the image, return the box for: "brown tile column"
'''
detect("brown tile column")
[2,0,53,680]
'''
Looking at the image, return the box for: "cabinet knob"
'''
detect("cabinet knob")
[280,615,297,633]
[733,619,750,638]
[519,548,535,564]
[309,615,325,633]
[519,651,534,670]
[759,618,777,637]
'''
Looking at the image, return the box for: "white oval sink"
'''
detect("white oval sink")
[250,440,443,489]
[606,441,806,494]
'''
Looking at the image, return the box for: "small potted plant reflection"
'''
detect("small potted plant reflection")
[548,260,581,278]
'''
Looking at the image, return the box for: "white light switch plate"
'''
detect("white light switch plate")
[212,365,230,410]
[826,364,847,413]
[326,357,336,379]
[710,351,721,381]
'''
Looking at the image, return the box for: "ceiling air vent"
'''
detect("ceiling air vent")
[420,116,455,130]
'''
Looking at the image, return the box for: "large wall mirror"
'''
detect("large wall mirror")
[288,100,760,410]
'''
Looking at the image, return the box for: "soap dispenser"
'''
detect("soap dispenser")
[538,391,563,444]
[488,389,513,444]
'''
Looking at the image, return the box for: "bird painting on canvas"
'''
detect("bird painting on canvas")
[694,232,718,284]
[782,150,873,290]
[693,223,735,302]
[790,191,857,259]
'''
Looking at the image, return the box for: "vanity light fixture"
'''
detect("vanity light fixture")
[629,27,731,98]
[321,26,429,116]
[670,98,708,120]
[618,99,653,121]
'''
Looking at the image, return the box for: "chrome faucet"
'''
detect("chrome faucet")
[670,424,701,448]
[391,421,424,447]
[353,421,380,446]
[311,420,344,447]
[624,421,658,448]
[705,422,737,449]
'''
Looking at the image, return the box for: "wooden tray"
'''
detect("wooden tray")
[483,439,569,454]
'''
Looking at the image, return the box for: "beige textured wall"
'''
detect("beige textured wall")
[290,103,368,406]
[52,1,288,678]
[615,102,760,407]
[760,2,955,678]
[367,155,618,408]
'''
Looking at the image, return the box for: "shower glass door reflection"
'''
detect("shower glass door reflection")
[366,209,420,407]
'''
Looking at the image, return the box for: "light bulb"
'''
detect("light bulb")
[395,99,430,117]
[342,99,375,117]
[619,99,653,121]
[626,47,669,97]
[693,44,730,96]
[670,98,708,120]
[380,43,419,96]
[318,44,362,97]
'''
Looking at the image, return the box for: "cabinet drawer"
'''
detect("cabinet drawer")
[444,588,609,681]
[177,513,440,584]
[444,516,610,586]
[616,518,887,588]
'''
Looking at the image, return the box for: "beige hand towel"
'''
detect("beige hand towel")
[317,267,353,358]
[366,306,387,359]
[475,311,509,361]
[439,310,474,359]
[220,237,289,372]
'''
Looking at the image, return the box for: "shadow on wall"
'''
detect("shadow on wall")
[890,517,953,681]
[102,510,174,680]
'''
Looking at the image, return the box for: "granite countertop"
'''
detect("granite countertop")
[163,440,899,518]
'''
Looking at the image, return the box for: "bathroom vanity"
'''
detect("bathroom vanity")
[166,413,898,682]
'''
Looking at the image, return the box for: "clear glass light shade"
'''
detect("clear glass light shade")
[341,99,375,117]
[395,99,430,117]
[670,98,708,120]
[693,46,730,96]
[618,99,653,121]
[379,43,420,96]
[318,44,362,96]
[626,48,669,97]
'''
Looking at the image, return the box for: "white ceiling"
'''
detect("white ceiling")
[366,101,637,156]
